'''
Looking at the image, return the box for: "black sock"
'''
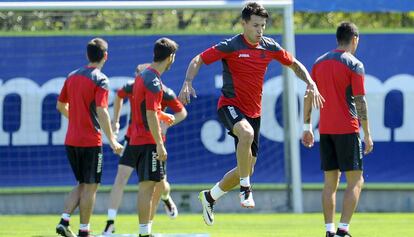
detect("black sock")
[205,191,215,204]
[78,230,89,237]
[240,186,250,193]
[163,199,172,209]
[59,218,69,226]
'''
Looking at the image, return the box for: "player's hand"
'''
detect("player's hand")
[111,121,120,137]
[363,135,373,155]
[110,140,124,156]
[156,143,167,161]
[301,130,314,148]
[308,82,325,109]
[160,121,169,136]
[179,80,197,105]
[158,111,175,126]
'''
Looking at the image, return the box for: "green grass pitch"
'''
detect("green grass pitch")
[1,213,412,237]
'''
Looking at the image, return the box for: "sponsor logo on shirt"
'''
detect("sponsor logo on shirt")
[227,106,238,119]
[238,53,250,58]
[152,151,158,172]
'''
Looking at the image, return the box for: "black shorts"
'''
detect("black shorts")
[121,144,165,182]
[65,146,103,184]
[320,133,363,172]
[118,136,133,167]
[217,105,260,157]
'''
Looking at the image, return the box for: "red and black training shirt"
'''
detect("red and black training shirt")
[117,79,184,140]
[312,49,366,134]
[58,66,109,147]
[200,34,294,118]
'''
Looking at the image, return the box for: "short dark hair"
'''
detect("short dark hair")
[153,37,179,62]
[241,2,269,22]
[87,38,108,63]
[336,22,359,46]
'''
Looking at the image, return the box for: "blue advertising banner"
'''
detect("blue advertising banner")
[0,34,413,186]
[1,0,413,12]
[294,0,414,12]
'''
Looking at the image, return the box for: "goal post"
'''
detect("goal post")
[0,1,293,11]
[0,0,302,213]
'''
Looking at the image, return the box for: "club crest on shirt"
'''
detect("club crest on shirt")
[152,78,160,87]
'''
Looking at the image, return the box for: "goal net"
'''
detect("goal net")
[0,0,301,211]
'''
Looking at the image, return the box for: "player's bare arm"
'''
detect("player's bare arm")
[112,95,123,135]
[355,95,368,120]
[56,101,69,119]
[355,95,374,154]
[179,54,204,105]
[97,106,124,155]
[147,110,167,161]
[288,59,325,109]
[160,108,188,136]
[172,108,188,126]
[302,88,314,148]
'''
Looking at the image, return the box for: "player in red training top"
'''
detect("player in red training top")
[55,38,123,237]
[301,22,373,237]
[102,64,187,235]
[123,38,178,237]
[178,2,324,226]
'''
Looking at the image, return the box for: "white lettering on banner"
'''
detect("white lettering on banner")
[1,74,414,148]
[0,76,133,146]
[200,120,235,155]
[365,74,414,141]
[200,73,414,154]
[0,78,54,145]
[0,80,8,145]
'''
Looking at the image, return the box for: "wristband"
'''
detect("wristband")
[303,124,312,131]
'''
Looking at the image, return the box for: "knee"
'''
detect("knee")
[324,181,339,194]
[347,175,364,191]
[238,127,254,144]
[323,185,337,195]
[115,168,132,185]
[155,180,166,191]
[81,184,98,197]
[116,172,130,184]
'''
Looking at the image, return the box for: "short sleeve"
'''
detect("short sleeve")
[58,80,68,103]
[117,89,129,99]
[351,63,365,96]
[117,80,134,99]
[266,38,294,66]
[163,98,184,113]
[95,87,109,108]
[200,39,234,65]
[273,49,294,66]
